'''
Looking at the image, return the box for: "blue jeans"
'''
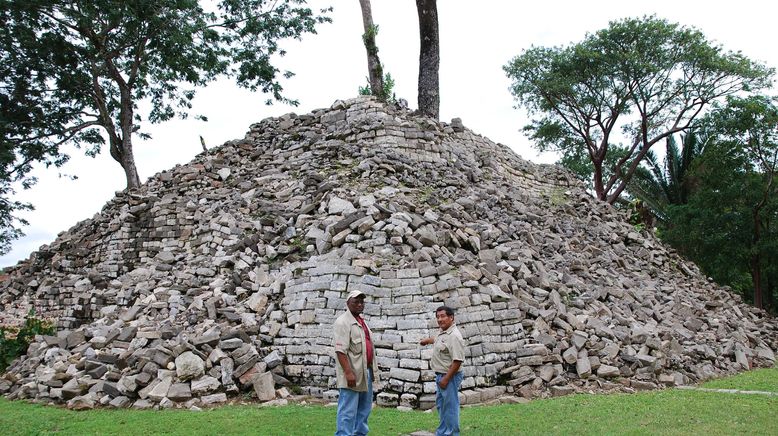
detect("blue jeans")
[435,372,462,436]
[336,370,373,436]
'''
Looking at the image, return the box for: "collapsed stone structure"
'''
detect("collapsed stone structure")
[1,96,776,410]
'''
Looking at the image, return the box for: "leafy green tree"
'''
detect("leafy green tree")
[627,132,708,223]
[0,189,31,255]
[0,0,330,254]
[504,16,773,205]
[665,96,778,310]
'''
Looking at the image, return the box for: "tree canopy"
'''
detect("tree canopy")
[0,0,330,254]
[504,16,773,204]
[663,95,778,310]
[626,131,708,224]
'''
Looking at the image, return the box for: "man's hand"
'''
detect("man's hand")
[420,337,434,346]
[438,360,461,390]
[345,370,357,388]
[337,351,357,388]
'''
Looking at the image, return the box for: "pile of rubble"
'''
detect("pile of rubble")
[1,97,776,410]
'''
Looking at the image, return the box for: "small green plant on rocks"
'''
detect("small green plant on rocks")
[417,185,435,203]
[359,72,396,104]
[627,199,648,232]
[288,237,306,252]
[288,384,303,395]
[547,187,568,207]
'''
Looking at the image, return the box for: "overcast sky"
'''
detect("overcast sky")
[2,0,777,268]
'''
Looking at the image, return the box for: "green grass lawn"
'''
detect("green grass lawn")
[700,366,778,392]
[1,367,776,435]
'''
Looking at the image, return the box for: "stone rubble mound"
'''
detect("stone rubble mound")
[1,96,776,410]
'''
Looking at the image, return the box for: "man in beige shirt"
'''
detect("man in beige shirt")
[333,290,378,436]
[420,305,465,436]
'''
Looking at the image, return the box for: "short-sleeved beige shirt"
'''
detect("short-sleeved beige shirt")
[333,309,379,391]
[430,324,465,374]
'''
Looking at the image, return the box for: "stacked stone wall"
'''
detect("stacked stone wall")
[0,96,775,410]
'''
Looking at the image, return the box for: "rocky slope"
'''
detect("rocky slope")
[0,96,776,410]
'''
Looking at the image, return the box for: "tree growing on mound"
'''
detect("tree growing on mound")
[0,0,330,254]
[416,0,439,119]
[504,16,773,205]
[357,0,384,100]
[356,0,395,103]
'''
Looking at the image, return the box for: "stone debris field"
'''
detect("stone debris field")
[0,96,776,410]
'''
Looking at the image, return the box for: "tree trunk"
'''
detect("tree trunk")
[416,0,439,119]
[593,160,607,202]
[118,87,141,189]
[90,59,141,190]
[766,213,776,313]
[751,255,763,309]
[358,0,385,100]
[751,210,764,309]
[119,137,141,189]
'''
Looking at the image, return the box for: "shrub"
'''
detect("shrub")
[358,72,396,104]
[0,309,55,372]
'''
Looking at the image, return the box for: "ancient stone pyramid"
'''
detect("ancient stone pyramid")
[1,96,776,410]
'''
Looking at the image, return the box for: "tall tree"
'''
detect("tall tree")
[708,96,778,310]
[415,0,439,119]
[0,0,330,254]
[357,0,385,100]
[664,96,778,311]
[504,16,773,205]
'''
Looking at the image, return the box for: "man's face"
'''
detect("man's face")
[436,310,454,331]
[347,296,366,316]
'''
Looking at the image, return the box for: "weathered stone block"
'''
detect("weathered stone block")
[252,372,276,402]
[389,368,420,382]
[175,352,205,381]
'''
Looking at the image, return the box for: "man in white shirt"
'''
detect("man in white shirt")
[420,305,465,436]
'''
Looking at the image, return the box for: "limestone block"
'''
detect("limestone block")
[389,368,420,382]
[175,352,205,381]
[252,372,276,402]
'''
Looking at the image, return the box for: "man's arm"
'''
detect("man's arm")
[333,320,357,388]
[336,351,357,388]
[420,337,434,346]
[438,360,461,389]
